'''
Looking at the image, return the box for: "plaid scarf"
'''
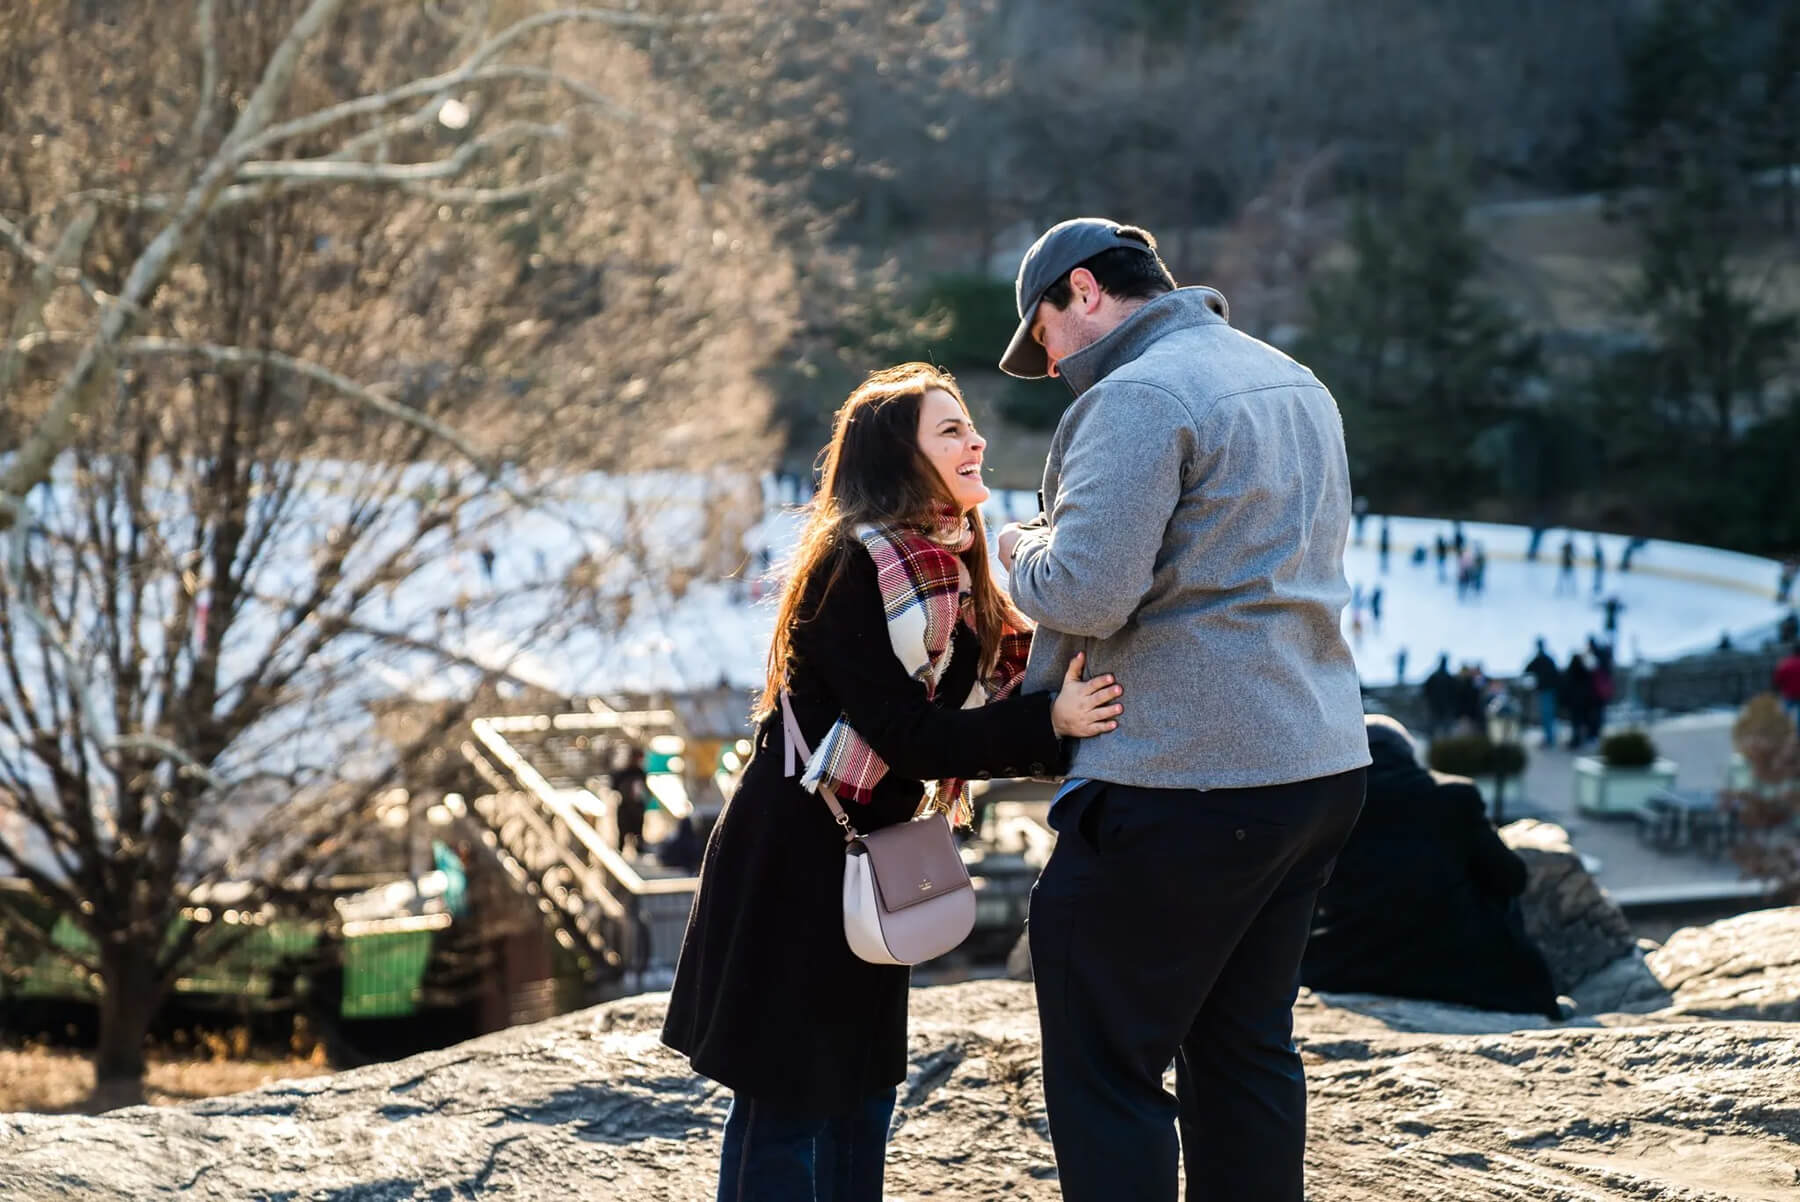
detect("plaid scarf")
[797,518,1032,826]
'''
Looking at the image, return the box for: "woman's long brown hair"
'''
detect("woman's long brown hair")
[754,363,1028,719]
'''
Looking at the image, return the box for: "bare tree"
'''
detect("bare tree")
[1725,695,1800,903]
[0,0,823,1104]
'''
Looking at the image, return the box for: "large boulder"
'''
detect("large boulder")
[1501,819,1638,993]
[1649,906,1800,1022]
[5,962,1800,1201]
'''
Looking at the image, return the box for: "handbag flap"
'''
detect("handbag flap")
[857,813,972,913]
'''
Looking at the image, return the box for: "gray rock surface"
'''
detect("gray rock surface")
[1649,906,1800,1021]
[7,933,1800,1202]
[1502,818,1639,992]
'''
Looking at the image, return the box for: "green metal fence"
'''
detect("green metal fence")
[1,896,437,1019]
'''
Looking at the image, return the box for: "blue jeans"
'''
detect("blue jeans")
[716,1088,896,1202]
[1538,692,1558,746]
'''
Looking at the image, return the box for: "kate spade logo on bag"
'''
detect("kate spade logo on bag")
[918,876,933,893]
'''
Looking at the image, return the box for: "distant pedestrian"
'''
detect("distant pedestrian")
[1619,537,1648,572]
[1556,536,1577,596]
[611,745,649,857]
[1394,646,1409,686]
[1354,494,1369,544]
[1423,654,1458,738]
[478,542,496,584]
[1435,535,1449,582]
[1775,646,1800,728]
[1378,518,1391,573]
[1524,639,1560,747]
[1369,584,1384,627]
[1591,536,1605,596]
[1472,545,1487,595]
[1525,525,1546,562]
[1600,595,1624,637]
[1452,521,1466,558]
[1563,653,1599,749]
[1454,664,1486,731]
[1778,558,1797,605]
[1587,637,1615,737]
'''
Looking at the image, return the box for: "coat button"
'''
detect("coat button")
[1235,829,1246,841]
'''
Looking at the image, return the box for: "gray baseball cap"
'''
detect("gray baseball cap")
[999,217,1152,378]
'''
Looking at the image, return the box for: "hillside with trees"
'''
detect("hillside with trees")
[794,0,1799,556]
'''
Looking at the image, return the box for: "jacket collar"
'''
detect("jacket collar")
[1057,286,1230,398]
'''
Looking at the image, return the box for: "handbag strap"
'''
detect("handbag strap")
[780,690,860,844]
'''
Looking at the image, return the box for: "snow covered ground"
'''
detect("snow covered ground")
[11,468,1790,714]
[1338,515,1786,686]
[491,486,1790,696]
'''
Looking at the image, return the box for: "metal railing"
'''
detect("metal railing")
[459,710,696,990]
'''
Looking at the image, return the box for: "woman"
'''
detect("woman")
[662,363,1122,1201]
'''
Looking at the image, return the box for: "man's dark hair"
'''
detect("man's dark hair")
[1038,225,1175,311]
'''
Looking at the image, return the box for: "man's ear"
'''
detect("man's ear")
[1068,267,1103,314]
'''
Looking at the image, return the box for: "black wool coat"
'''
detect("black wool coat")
[1300,721,1560,1018]
[661,542,1063,1114]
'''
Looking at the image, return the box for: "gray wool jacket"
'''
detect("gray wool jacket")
[1010,287,1371,790]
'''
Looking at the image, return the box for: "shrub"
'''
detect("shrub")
[1490,741,1529,778]
[911,275,1019,372]
[1427,733,1494,777]
[1599,729,1657,768]
[995,377,1071,431]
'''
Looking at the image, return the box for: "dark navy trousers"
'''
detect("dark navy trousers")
[1029,769,1367,1202]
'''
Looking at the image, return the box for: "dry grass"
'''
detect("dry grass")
[0,1046,333,1115]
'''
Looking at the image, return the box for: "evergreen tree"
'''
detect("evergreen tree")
[1583,0,1800,548]
[1298,154,1539,509]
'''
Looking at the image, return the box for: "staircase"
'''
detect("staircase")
[455,710,696,992]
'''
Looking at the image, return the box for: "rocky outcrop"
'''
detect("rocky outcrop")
[8,909,1800,1202]
[1502,818,1639,992]
[1648,906,1800,1022]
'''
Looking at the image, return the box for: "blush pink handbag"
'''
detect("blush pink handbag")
[782,692,977,966]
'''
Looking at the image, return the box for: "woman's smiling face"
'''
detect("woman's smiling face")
[916,388,989,512]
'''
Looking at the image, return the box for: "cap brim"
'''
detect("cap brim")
[999,310,1049,379]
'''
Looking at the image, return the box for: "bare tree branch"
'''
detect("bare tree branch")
[115,339,525,502]
[236,121,567,185]
[238,6,715,157]
[0,0,352,535]
[0,210,107,315]
[403,173,578,205]
[181,0,222,162]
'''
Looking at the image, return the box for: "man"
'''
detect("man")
[1423,652,1459,737]
[610,745,649,857]
[1524,637,1561,747]
[994,219,1369,1202]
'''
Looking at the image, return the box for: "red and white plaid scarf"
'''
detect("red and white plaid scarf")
[796,518,1031,826]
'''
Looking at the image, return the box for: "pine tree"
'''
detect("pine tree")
[1298,154,1539,509]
